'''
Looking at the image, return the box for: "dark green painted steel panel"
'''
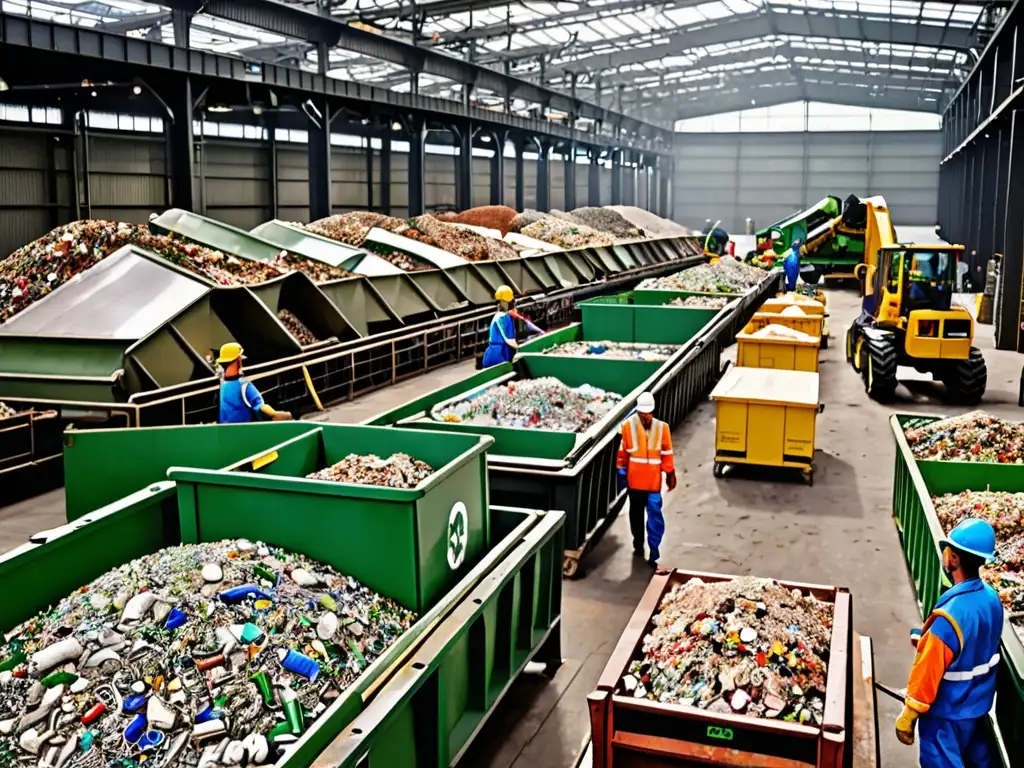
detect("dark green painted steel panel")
[889,415,1020,767]
[249,273,360,344]
[151,208,289,264]
[496,258,545,295]
[0,336,130,377]
[405,271,470,313]
[62,421,323,519]
[632,289,740,306]
[313,508,565,768]
[0,474,554,768]
[577,293,728,345]
[316,279,401,336]
[250,220,367,267]
[170,424,493,613]
[359,274,437,320]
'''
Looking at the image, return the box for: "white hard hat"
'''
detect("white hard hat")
[636,392,655,413]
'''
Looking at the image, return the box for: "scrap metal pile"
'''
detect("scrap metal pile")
[905,412,1024,463]
[276,310,318,346]
[432,377,622,431]
[933,491,1024,636]
[621,577,833,722]
[669,296,730,309]
[305,453,433,489]
[637,257,764,294]
[0,539,414,768]
[542,340,676,362]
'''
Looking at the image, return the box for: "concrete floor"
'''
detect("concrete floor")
[2,281,1021,768]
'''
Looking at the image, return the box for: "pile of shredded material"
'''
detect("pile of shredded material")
[517,217,614,249]
[277,310,318,346]
[905,412,1024,463]
[267,252,350,283]
[605,206,693,237]
[307,453,433,489]
[622,576,833,722]
[411,215,517,261]
[432,377,622,431]
[566,207,644,239]
[933,491,1024,638]
[542,340,676,361]
[751,324,818,342]
[669,296,730,309]
[0,539,414,768]
[637,258,764,294]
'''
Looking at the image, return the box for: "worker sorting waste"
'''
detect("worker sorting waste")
[616,391,677,566]
[896,517,1003,768]
[481,285,543,368]
[783,237,802,291]
[216,342,293,424]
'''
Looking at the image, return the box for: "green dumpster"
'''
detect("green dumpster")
[3,470,562,768]
[313,507,565,768]
[577,291,737,345]
[889,414,1020,767]
[170,423,492,614]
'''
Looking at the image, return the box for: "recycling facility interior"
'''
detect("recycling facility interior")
[0,223,1018,768]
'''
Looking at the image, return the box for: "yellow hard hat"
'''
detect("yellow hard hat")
[495,285,514,303]
[216,342,245,364]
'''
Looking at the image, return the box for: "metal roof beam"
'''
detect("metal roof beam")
[155,0,672,137]
[94,10,171,32]
[537,8,976,77]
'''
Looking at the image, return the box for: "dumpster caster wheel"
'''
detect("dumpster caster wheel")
[821,335,829,350]
[713,462,725,479]
[562,557,580,579]
[543,658,563,679]
[804,469,814,487]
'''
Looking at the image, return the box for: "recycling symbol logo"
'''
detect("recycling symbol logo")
[447,501,468,570]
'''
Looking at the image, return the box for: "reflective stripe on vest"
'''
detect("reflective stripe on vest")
[627,416,663,463]
[942,653,1000,682]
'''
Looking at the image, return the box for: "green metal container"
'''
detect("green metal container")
[151,208,293,265]
[1,475,562,768]
[250,219,368,267]
[889,414,1021,766]
[315,277,405,336]
[170,423,492,614]
[577,291,735,345]
[312,507,564,767]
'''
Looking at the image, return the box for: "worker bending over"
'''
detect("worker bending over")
[896,518,1003,768]
[217,343,293,424]
[482,285,543,368]
[616,391,677,566]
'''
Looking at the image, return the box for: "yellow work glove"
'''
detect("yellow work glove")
[895,706,919,746]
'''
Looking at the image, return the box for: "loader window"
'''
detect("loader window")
[909,251,955,283]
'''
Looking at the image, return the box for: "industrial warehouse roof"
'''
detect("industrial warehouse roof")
[4,0,997,123]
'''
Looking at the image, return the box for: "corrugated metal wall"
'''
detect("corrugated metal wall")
[673,130,942,232]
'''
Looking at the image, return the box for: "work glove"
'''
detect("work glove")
[617,467,627,492]
[895,706,918,746]
[910,628,922,648]
[666,470,677,491]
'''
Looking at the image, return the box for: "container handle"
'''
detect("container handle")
[818,403,825,413]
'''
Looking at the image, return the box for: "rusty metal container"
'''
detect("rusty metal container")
[588,568,852,768]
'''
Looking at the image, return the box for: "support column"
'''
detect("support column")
[365,138,374,211]
[610,149,622,205]
[267,124,278,220]
[659,157,672,219]
[536,140,550,212]
[171,7,192,47]
[163,76,194,212]
[588,148,600,207]
[455,123,473,211]
[61,110,80,222]
[993,126,1010,258]
[407,116,426,217]
[380,134,392,215]
[997,110,1024,350]
[979,137,998,266]
[307,98,332,221]
[514,141,525,211]
[564,141,577,211]
[489,132,504,206]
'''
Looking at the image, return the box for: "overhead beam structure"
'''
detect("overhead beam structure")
[155,0,674,140]
[95,10,170,33]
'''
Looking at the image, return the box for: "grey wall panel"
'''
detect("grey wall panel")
[0,211,52,256]
[674,130,941,231]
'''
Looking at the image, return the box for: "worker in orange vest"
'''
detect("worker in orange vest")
[616,391,676,566]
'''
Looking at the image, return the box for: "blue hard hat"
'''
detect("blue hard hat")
[792,238,803,247]
[942,518,997,563]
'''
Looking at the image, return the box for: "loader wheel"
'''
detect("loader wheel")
[942,347,987,405]
[850,334,866,373]
[845,326,855,365]
[863,336,898,403]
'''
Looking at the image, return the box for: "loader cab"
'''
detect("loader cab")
[876,244,960,320]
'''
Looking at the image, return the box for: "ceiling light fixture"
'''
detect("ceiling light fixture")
[132,85,142,95]
[207,104,233,113]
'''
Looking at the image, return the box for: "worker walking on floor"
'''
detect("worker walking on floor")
[216,342,293,424]
[616,391,677,566]
[896,518,1003,768]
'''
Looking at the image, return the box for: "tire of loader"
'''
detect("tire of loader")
[863,336,898,402]
[941,347,987,405]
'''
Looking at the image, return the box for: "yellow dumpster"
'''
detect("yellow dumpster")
[736,329,820,372]
[743,311,824,339]
[710,366,822,485]
[762,295,825,316]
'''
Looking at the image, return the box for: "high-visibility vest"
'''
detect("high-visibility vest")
[617,415,674,492]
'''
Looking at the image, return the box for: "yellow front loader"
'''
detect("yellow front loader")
[844,197,986,403]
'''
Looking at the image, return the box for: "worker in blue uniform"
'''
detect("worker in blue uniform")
[481,285,520,368]
[896,518,1003,768]
[783,238,802,291]
[216,342,292,424]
